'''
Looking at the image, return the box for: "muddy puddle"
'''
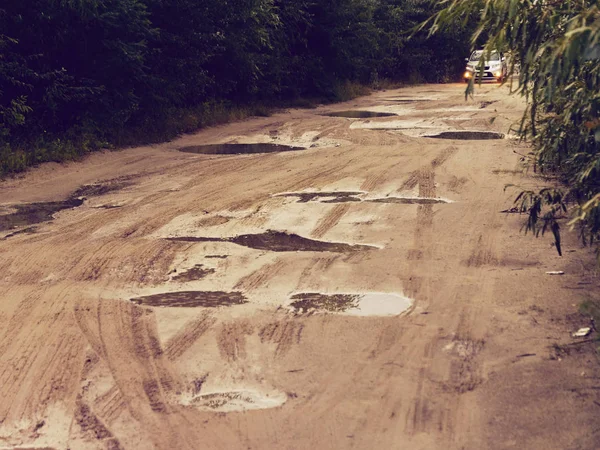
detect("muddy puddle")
[322,111,397,118]
[189,389,287,412]
[425,131,504,140]
[178,143,304,155]
[275,192,450,205]
[167,230,376,253]
[0,198,84,231]
[289,292,412,316]
[171,264,216,282]
[131,291,247,307]
[274,191,363,203]
[367,197,449,205]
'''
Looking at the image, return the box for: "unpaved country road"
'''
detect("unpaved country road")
[1,84,600,450]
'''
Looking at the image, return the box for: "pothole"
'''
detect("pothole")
[188,389,287,412]
[289,292,413,316]
[131,291,247,307]
[274,191,364,203]
[0,198,84,231]
[274,192,450,205]
[166,230,376,253]
[322,111,397,118]
[425,131,504,140]
[367,196,449,205]
[178,143,305,155]
[171,264,216,282]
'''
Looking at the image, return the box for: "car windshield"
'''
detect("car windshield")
[469,51,500,62]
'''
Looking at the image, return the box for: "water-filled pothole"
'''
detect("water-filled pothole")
[178,143,304,155]
[289,292,412,316]
[167,230,375,253]
[425,131,504,140]
[367,197,449,205]
[189,389,287,412]
[274,191,363,203]
[0,198,84,231]
[131,291,247,307]
[171,264,216,282]
[322,111,397,118]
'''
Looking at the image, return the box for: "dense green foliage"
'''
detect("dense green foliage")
[0,0,474,175]
[430,0,600,254]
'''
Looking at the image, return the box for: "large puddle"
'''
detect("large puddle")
[367,196,449,205]
[131,291,247,307]
[274,191,364,203]
[289,292,412,316]
[171,264,216,282]
[178,143,304,155]
[189,389,287,412]
[275,192,450,205]
[425,131,504,140]
[322,111,397,118]
[0,198,84,231]
[167,230,376,253]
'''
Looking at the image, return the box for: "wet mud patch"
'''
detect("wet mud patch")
[274,191,363,203]
[425,131,504,140]
[131,291,247,307]
[171,264,216,282]
[70,178,133,198]
[189,389,287,412]
[322,111,397,118]
[178,143,305,155]
[289,292,413,316]
[2,226,37,240]
[167,230,376,253]
[0,198,84,231]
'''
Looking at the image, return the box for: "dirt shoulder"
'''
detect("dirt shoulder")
[0,83,598,450]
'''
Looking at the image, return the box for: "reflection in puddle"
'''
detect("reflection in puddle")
[0,198,84,231]
[178,143,304,155]
[189,389,287,412]
[322,111,397,118]
[289,292,413,316]
[131,291,247,307]
[425,131,504,140]
[167,230,376,253]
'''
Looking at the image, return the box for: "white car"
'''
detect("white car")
[464,50,507,83]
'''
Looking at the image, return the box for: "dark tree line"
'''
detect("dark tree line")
[0,0,473,175]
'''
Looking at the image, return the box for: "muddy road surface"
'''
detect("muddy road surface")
[1,84,599,449]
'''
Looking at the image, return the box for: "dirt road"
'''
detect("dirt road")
[1,84,599,450]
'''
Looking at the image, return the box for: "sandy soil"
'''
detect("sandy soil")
[1,83,600,450]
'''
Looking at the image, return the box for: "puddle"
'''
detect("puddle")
[425,131,504,140]
[189,389,287,412]
[178,143,305,155]
[131,291,247,307]
[274,191,363,203]
[289,292,412,316]
[167,230,376,253]
[322,111,397,118]
[205,255,229,259]
[367,196,449,205]
[171,264,216,282]
[0,198,84,231]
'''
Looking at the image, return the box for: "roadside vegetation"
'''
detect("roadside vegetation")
[429,0,600,256]
[0,0,474,176]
